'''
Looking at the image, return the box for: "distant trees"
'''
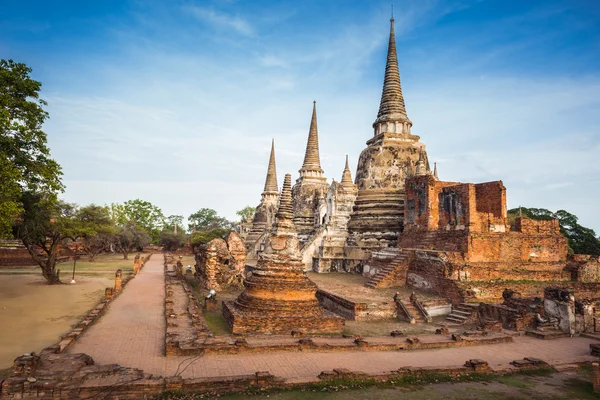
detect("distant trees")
[508,207,600,256]
[77,205,115,261]
[188,208,232,232]
[114,221,151,260]
[14,193,106,284]
[236,206,255,223]
[113,199,165,243]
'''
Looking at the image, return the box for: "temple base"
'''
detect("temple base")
[222,301,344,335]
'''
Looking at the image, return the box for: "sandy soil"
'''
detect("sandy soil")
[0,274,112,368]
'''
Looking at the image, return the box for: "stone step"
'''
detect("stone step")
[525,330,570,340]
[445,316,466,324]
[447,313,467,321]
[451,310,472,317]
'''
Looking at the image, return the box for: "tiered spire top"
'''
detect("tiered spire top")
[276,174,294,222]
[263,139,278,193]
[375,18,408,124]
[299,101,323,175]
[341,155,354,186]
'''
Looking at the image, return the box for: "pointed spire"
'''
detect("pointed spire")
[374,17,410,127]
[276,174,294,222]
[299,101,323,176]
[341,155,354,186]
[263,139,278,194]
[433,162,438,180]
[416,150,427,176]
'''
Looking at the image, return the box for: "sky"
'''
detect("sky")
[1,0,599,232]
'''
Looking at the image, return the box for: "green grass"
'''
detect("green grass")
[204,310,230,336]
[151,367,582,400]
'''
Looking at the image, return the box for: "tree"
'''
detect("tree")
[236,206,256,223]
[508,207,600,256]
[164,214,184,233]
[190,228,231,246]
[77,204,116,261]
[188,208,232,232]
[0,155,22,237]
[114,199,165,242]
[1,59,63,237]
[114,221,151,260]
[158,230,186,252]
[14,193,91,284]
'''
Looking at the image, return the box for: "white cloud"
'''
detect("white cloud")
[184,5,254,36]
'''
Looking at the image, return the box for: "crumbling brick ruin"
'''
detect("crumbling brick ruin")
[239,15,600,331]
[223,174,344,335]
[194,231,246,291]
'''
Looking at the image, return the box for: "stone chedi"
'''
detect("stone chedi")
[314,156,358,272]
[223,174,344,334]
[347,17,429,251]
[292,102,329,243]
[245,139,279,258]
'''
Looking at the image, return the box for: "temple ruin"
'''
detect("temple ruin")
[223,174,344,335]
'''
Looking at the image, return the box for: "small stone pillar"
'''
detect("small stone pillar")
[593,363,600,393]
[205,298,218,312]
[176,256,184,277]
[115,269,123,292]
[105,288,114,299]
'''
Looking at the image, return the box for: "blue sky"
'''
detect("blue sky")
[2,0,599,231]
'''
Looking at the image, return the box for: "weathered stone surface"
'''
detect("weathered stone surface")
[224,174,344,335]
[246,140,279,258]
[194,234,246,291]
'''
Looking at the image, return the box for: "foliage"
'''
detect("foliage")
[188,208,232,232]
[0,155,22,237]
[0,59,63,237]
[77,204,116,261]
[14,193,97,284]
[164,214,185,233]
[114,221,151,260]
[190,228,231,246]
[236,206,255,223]
[113,199,165,242]
[159,229,186,252]
[508,207,600,256]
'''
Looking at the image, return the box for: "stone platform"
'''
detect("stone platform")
[222,300,344,335]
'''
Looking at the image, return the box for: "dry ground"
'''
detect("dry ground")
[0,274,112,368]
[0,252,146,369]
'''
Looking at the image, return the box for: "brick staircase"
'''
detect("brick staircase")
[364,248,410,289]
[403,299,427,323]
[445,303,479,324]
[525,319,570,340]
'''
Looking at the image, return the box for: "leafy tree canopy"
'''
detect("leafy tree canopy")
[1,59,63,237]
[113,199,165,242]
[114,221,151,260]
[164,214,184,232]
[508,207,600,256]
[14,193,104,283]
[190,228,231,246]
[236,206,255,223]
[188,208,232,232]
[159,229,186,252]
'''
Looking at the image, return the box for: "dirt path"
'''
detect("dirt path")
[0,274,112,368]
